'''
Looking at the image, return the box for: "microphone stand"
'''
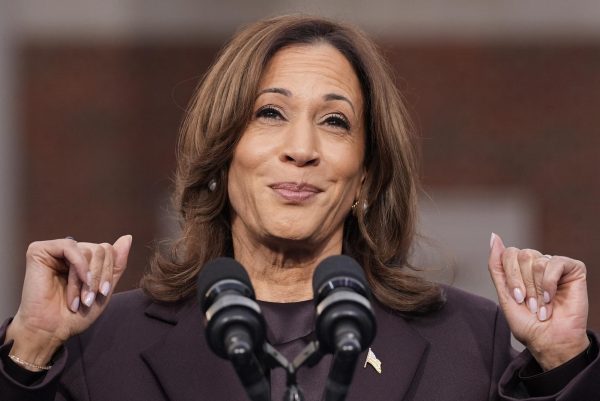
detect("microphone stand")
[260,341,325,401]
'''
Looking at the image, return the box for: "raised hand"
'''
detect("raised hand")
[4,235,132,370]
[488,233,589,370]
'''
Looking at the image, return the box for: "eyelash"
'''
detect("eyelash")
[323,113,351,130]
[255,105,284,121]
[255,106,351,131]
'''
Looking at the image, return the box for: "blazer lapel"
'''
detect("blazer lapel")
[346,304,430,401]
[140,300,249,401]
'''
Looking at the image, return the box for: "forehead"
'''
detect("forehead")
[259,43,363,105]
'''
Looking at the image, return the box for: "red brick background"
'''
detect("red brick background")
[19,42,600,329]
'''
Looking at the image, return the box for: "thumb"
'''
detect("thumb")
[112,234,133,280]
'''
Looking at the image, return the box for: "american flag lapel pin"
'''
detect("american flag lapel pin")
[363,347,382,374]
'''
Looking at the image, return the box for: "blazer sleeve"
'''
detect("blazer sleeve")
[0,318,89,401]
[490,309,600,400]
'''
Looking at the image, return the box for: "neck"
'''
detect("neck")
[232,231,344,302]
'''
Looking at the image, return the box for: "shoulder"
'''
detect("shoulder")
[94,288,154,324]
[378,285,507,352]
[416,285,501,331]
[385,286,510,384]
[106,287,153,310]
[77,289,190,349]
[438,284,499,318]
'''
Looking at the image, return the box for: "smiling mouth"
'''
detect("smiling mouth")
[269,182,322,202]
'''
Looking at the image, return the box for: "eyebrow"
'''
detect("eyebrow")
[257,87,356,114]
[323,93,355,114]
[257,87,292,97]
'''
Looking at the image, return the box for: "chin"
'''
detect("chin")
[261,221,322,245]
[261,206,344,242]
[265,227,315,243]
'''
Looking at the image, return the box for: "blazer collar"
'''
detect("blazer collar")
[140,299,430,401]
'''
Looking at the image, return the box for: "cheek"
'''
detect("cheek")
[232,131,275,171]
[227,135,272,207]
[327,141,365,184]
[337,153,365,201]
[228,147,251,213]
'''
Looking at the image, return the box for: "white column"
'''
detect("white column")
[0,1,22,319]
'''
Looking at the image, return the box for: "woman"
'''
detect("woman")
[1,15,597,401]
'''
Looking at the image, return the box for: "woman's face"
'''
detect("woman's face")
[228,43,366,250]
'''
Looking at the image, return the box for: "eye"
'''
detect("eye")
[255,105,285,121]
[323,113,351,131]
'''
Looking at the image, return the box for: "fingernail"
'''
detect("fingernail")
[100,281,111,296]
[539,306,548,321]
[490,233,496,249]
[83,292,96,307]
[513,288,525,304]
[528,297,538,314]
[86,271,93,287]
[70,296,80,312]
[543,291,551,304]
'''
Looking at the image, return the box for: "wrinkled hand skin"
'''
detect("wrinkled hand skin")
[489,233,589,371]
[4,235,132,371]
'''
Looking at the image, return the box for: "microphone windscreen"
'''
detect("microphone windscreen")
[197,257,253,309]
[312,255,367,295]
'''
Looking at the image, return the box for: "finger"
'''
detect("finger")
[488,233,514,306]
[498,244,527,306]
[28,238,90,285]
[532,256,549,321]
[66,263,83,313]
[517,249,543,314]
[542,255,587,302]
[81,245,106,307]
[540,256,561,322]
[98,243,114,297]
[77,247,92,305]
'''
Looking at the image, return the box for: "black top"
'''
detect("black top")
[260,300,331,400]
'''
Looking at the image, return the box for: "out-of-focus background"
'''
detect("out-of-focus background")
[0,1,598,331]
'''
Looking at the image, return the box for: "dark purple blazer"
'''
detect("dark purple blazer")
[1,286,599,401]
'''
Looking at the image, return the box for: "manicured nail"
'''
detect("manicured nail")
[513,288,525,304]
[70,296,80,312]
[83,292,96,307]
[490,233,496,249]
[86,271,93,287]
[543,291,551,304]
[528,297,538,314]
[100,281,111,296]
[539,306,548,321]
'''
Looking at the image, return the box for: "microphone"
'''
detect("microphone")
[197,257,270,401]
[313,255,377,401]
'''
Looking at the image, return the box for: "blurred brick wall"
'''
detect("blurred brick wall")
[384,44,600,331]
[20,44,216,291]
[19,42,600,330]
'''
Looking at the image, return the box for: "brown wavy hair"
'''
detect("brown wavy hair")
[142,15,444,314]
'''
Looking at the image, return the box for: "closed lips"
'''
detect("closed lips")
[270,182,322,201]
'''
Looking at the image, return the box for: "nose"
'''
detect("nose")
[279,121,320,167]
